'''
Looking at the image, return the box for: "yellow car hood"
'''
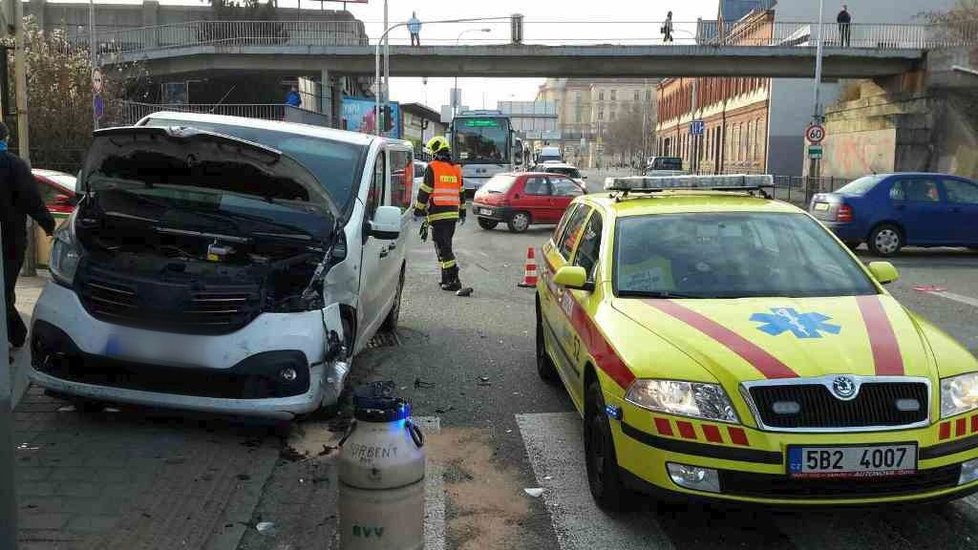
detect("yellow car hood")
[611,294,935,383]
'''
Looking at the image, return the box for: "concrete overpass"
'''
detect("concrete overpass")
[106,43,925,79]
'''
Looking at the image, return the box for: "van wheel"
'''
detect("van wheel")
[585,378,627,512]
[477,218,498,230]
[380,267,404,333]
[535,297,558,384]
[508,212,531,233]
[868,224,904,257]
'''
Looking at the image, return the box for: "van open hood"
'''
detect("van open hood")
[82,126,339,222]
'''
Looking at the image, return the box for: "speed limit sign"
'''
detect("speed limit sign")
[806,124,825,144]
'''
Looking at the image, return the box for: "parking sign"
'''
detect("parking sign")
[691,120,705,136]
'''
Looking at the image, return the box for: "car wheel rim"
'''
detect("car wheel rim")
[514,214,529,231]
[875,229,899,254]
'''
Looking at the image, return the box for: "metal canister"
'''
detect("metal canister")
[339,382,425,550]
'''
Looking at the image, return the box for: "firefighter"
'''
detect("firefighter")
[414,136,469,293]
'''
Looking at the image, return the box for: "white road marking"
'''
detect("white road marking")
[516,412,675,550]
[927,290,978,309]
[414,416,445,550]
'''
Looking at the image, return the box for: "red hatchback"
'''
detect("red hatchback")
[472,172,584,233]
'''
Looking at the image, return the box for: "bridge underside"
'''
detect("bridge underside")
[109,45,923,79]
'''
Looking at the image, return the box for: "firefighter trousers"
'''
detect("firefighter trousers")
[431,220,459,284]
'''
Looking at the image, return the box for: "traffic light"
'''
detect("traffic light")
[382,105,393,132]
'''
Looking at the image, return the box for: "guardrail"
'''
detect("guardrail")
[91,20,978,56]
[120,102,332,127]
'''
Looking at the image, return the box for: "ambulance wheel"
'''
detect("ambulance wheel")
[535,297,558,384]
[477,218,498,230]
[585,378,627,512]
[507,212,531,233]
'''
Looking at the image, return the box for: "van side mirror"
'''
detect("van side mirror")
[868,261,899,285]
[369,205,402,240]
[553,265,593,291]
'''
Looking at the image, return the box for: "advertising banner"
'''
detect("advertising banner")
[341,96,401,139]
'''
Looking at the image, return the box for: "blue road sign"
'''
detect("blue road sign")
[93,94,104,120]
[691,119,705,136]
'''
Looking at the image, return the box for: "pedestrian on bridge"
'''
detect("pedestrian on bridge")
[662,11,674,43]
[408,12,422,47]
[285,85,302,108]
[0,122,55,349]
[837,4,851,47]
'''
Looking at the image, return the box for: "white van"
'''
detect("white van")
[536,146,562,164]
[29,113,413,419]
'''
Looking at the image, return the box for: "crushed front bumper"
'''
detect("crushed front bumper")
[28,282,349,419]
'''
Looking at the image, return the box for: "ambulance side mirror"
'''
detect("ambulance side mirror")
[868,261,899,285]
[554,265,593,292]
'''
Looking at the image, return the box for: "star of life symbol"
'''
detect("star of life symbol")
[750,308,842,339]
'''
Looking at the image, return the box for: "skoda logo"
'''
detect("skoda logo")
[831,376,858,400]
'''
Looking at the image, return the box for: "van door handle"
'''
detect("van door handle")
[388,242,397,250]
[379,248,389,258]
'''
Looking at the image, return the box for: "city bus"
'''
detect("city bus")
[450,110,523,194]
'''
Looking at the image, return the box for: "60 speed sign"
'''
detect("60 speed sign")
[806,124,825,144]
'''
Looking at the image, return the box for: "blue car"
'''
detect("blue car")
[810,173,978,256]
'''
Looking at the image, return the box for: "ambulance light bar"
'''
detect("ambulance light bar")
[604,174,774,192]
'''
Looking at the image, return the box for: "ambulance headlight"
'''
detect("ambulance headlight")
[941,372,978,419]
[625,379,739,423]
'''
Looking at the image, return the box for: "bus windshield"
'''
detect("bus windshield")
[453,117,510,164]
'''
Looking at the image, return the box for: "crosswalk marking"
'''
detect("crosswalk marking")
[927,290,978,309]
[516,412,675,550]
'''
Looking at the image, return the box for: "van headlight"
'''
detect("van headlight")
[625,379,739,423]
[941,372,978,419]
[49,225,82,286]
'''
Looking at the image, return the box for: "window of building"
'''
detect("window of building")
[598,109,604,120]
[576,91,583,103]
[599,90,605,101]
[634,90,640,102]
[610,89,617,101]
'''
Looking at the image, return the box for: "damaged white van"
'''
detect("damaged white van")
[29,113,414,419]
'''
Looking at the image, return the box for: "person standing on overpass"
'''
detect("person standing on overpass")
[408,12,422,47]
[837,4,852,47]
[662,11,674,43]
[414,136,470,294]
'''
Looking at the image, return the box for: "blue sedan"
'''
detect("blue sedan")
[810,173,978,256]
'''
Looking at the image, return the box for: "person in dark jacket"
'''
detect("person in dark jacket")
[837,5,852,47]
[0,122,56,347]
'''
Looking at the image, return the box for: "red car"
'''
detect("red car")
[33,169,78,214]
[472,172,584,233]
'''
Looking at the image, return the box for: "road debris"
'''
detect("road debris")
[523,487,544,498]
[414,377,436,389]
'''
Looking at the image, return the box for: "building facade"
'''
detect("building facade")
[656,0,958,176]
[401,103,448,150]
[537,78,658,168]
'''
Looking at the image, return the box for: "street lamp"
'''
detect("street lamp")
[453,28,491,117]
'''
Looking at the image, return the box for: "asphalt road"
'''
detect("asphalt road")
[349,172,978,550]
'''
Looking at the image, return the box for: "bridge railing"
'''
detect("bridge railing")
[93,20,978,56]
[120,102,332,127]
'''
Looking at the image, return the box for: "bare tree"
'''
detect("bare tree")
[604,103,649,166]
[4,17,147,171]
[922,1,978,44]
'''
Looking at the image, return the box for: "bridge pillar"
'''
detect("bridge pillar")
[321,67,343,128]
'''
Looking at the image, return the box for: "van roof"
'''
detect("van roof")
[138,111,410,148]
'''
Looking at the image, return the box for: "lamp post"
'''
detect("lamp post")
[811,0,825,183]
[453,28,491,118]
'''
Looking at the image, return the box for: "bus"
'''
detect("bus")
[450,110,524,194]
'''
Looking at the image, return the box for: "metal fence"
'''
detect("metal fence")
[120,102,332,127]
[91,20,978,55]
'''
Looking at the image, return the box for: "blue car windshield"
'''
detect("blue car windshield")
[835,175,885,196]
[614,212,878,299]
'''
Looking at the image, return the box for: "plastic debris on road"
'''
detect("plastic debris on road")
[256,521,277,535]
[524,488,544,498]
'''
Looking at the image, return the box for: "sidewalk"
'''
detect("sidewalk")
[8,274,284,549]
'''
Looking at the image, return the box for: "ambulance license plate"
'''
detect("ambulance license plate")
[788,444,917,478]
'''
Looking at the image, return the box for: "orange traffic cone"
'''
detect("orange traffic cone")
[518,247,539,288]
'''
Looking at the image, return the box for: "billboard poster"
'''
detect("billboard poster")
[341,96,401,139]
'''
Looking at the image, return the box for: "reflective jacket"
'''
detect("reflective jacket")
[414,159,465,222]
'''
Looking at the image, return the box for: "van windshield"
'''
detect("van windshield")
[144,118,369,214]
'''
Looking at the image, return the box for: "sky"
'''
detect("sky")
[335,0,720,110]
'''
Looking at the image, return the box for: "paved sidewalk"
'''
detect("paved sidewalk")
[8,275,285,549]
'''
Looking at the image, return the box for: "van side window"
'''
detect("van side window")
[368,150,387,218]
[389,150,413,212]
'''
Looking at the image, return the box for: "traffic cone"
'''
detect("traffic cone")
[517,247,539,288]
